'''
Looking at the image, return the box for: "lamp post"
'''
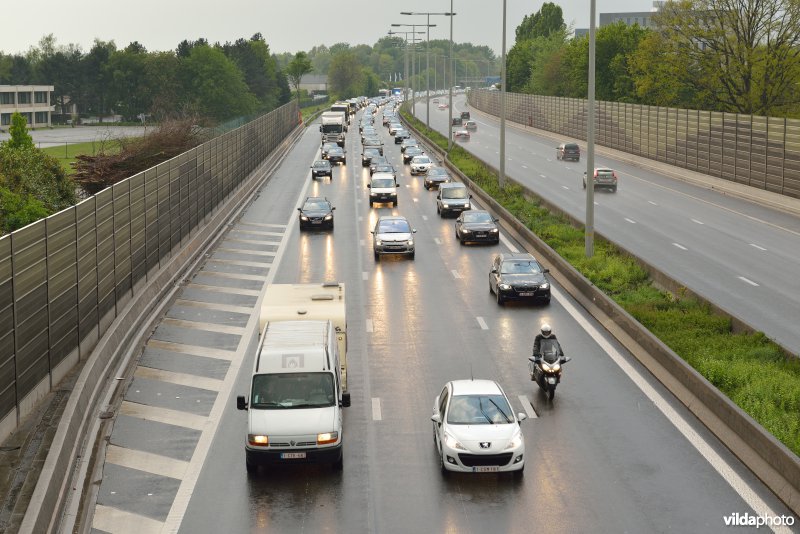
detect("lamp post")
[388,30,424,107]
[586,0,597,257]
[499,0,508,188]
[401,11,454,129]
[392,23,435,118]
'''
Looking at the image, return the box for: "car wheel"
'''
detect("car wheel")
[333,455,344,471]
[369,200,373,207]
[409,251,415,260]
[329,221,334,230]
[496,289,506,305]
[490,281,494,294]
[245,459,257,475]
[439,446,447,474]
[374,251,379,261]
[612,185,618,193]
[582,180,586,190]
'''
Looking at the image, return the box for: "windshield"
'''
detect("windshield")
[250,372,335,409]
[462,212,493,223]
[428,168,448,177]
[377,219,410,233]
[539,338,562,363]
[372,178,395,188]
[500,260,542,274]
[302,200,329,211]
[313,162,329,168]
[413,157,431,164]
[447,394,513,425]
[442,187,468,199]
[376,165,393,172]
[321,124,343,133]
[329,148,343,155]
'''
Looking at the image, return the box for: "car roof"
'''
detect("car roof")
[304,196,329,203]
[371,172,395,180]
[450,379,502,396]
[377,215,408,223]
[499,252,536,261]
[439,182,466,189]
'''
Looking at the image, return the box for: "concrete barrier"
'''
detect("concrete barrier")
[401,114,800,515]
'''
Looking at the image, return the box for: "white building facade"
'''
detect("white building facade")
[0,85,55,129]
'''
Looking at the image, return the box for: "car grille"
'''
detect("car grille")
[458,453,513,467]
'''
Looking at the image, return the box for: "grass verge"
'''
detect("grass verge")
[301,100,331,125]
[402,109,800,457]
[42,140,122,175]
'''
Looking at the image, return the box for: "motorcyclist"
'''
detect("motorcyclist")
[532,323,563,362]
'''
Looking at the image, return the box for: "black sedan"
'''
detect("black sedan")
[489,252,551,305]
[362,147,381,166]
[403,146,424,164]
[327,146,346,165]
[297,197,335,230]
[455,210,500,244]
[424,167,452,190]
[310,160,333,179]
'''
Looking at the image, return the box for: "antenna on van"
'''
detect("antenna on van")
[470,364,474,381]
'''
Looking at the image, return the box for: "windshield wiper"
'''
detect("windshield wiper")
[478,399,496,424]
[486,398,512,423]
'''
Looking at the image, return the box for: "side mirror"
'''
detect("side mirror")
[491,268,498,274]
[367,184,371,188]
[527,356,535,363]
[341,391,351,407]
[493,218,499,223]
[560,356,572,364]
[318,126,322,132]
[236,395,248,410]
[332,207,336,211]
[412,229,417,233]
[469,194,473,198]
[518,412,528,422]
[370,230,374,234]
[297,207,301,212]
[431,413,442,424]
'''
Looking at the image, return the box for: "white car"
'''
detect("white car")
[432,379,526,476]
[410,155,433,175]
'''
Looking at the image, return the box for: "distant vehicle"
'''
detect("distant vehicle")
[424,167,452,190]
[451,117,463,127]
[489,252,551,305]
[433,98,440,103]
[464,120,477,131]
[388,123,403,135]
[438,103,448,110]
[437,182,472,217]
[394,130,411,144]
[320,111,347,147]
[402,146,424,164]
[454,129,471,141]
[460,111,470,120]
[583,167,618,192]
[367,173,398,207]
[321,142,338,159]
[327,146,346,165]
[455,210,500,244]
[400,138,419,152]
[369,155,389,175]
[297,197,335,230]
[372,163,396,178]
[431,379,526,476]
[362,147,381,166]
[557,142,581,162]
[310,160,333,179]
[372,215,416,260]
[410,155,433,175]
[363,136,384,155]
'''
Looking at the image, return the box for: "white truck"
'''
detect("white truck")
[320,111,347,147]
[237,282,350,473]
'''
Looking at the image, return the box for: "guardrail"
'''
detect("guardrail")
[401,113,800,516]
[0,101,300,445]
[469,89,800,199]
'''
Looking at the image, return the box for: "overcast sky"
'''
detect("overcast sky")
[0,0,657,57]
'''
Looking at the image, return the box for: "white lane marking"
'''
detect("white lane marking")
[495,151,500,154]
[691,218,705,225]
[434,237,442,245]
[594,202,600,206]
[358,216,363,222]
[356,198,362,203]
[362,271,368,281]
[134,367,223,392]
[540,174,546,178]
[120,401,207,431]
[360,239,365,247]
[738,276,759,287]
[518,395,537,419]
[422,215,428,221]
[625,218,636,224]
[749,243,767,251]
[648,201,659,206]
[508,158,513,162]
[499,232,519,253]
[366,319,374,332]
[562,186,570,191]
[105,444,189,481]
[673,243,688,251]
[476,316,489,330]
[93,505,163,534]
[414,198,419,203]
[522,165,528,169]
[551,285,785,527]
[451,270,462,279]
[406,185,411,188]
[372,397,382,421]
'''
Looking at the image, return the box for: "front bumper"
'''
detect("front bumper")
[441,446,524,473]
[411,166,430,175]
[375,242,414,254]
[459,230,499,243]
[498,286,551,301]
[440,203,470,214]
[245,443,342,466]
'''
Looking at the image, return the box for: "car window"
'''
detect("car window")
[597,169,614,176]
[313,162,328,168]
[500,260,541,274]
[442,187,468,199]
[414,157,431,164]
[447,395,512,424]
[303,200,329,210]
[251,372,335,409]
[462,212,492,223]
[377,219,410,233]
[438,387,449,415]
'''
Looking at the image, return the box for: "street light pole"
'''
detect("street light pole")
[586,0,596,257]
[499,0,508,188]
[448,0,454,151]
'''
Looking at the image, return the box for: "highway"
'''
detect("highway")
[82,104,794,534]
[415,95,800,356]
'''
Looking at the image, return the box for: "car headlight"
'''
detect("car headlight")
[317,431,339,445]
[498,283,511,291]
[442,203,450,208]
[504,430,523,450]
[324,214,333,220]
[540,282,549,290]
[248,434,268,446]
[490,228,499,233]
[444,432,466,451]
[407,239,414,246]
[300,216,308,221]
[375,239,382,246]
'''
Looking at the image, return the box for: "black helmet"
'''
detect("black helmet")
[541,323,552,337]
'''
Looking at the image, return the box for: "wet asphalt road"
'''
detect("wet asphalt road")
[85,107,794,534]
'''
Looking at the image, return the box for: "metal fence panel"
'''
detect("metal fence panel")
[76,198,98,344]
[46,209,78,366]
[0,236,14,417]
[95,188,115,333]
[113,181,132,302]
[129,173,146,286]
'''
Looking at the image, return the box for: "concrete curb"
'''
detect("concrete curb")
[19,123,306,534]
[401,114,800,516]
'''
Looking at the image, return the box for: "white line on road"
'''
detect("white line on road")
[362,271,368,281]
[522,165,528,169]
[451,270,462,279]
[540,174,546,178]
[372,398,382,421]
[691,218,705,225]
[360,239,365,247]
[499,232,519,253]
[476,317,489,330]
[648,201,658,206]
[413,198,418,203]
[625,218,636,224]
[673,243,688,250]
[550,286,785,528]
[749,243,767,251]
[594,202,599,206]
[422,215,428,221]
[738,276,759,287]
[562,186,570,190]
[366,319,374,332]
[358,216,363,222]
[434,237,442,245]
[546,158,552,162]
[518,395,537,419]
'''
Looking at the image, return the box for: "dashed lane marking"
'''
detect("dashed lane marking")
[366,319,374,333]
[133,367,224,392]
[362,271,369,281]
[105,444,189,481]
[451,270,462,279]
[434,237,442,245]
[625,218,636,224]
[749,243,767,251]
[518,395,537,419]
[476,317,489,330]
[738,276,759,287]
[691,218,705,225]
[372,398,382,421]
[673,243,688,251]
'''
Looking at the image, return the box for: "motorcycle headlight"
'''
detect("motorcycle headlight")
[444,432,466,451]
[540,282,549,290]
[324,214,333,220]
[542,362,561,372]
[504,430,523,450]
[498,283,511,291]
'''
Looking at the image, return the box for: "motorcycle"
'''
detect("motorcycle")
[528,338,571,401]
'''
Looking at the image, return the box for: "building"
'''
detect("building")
[0,85,54,130]
[574,1,664,37]
[298,74,328,93]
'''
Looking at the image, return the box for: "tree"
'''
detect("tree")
[654,0,800,115]
[6,113,33,150]
[516,2,567,41]
[286,51,313,104]
[328,51,362,99]
[507,3,568,91]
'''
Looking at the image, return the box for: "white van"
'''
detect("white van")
[237,320,350,472]
[367,172,398,207]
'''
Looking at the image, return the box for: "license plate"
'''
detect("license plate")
[519,292,535,297]
[547,377,557,384]
[281,452,306,459]
[473,466,499,473]
[476,233,487,238]
[311,221,322,225]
